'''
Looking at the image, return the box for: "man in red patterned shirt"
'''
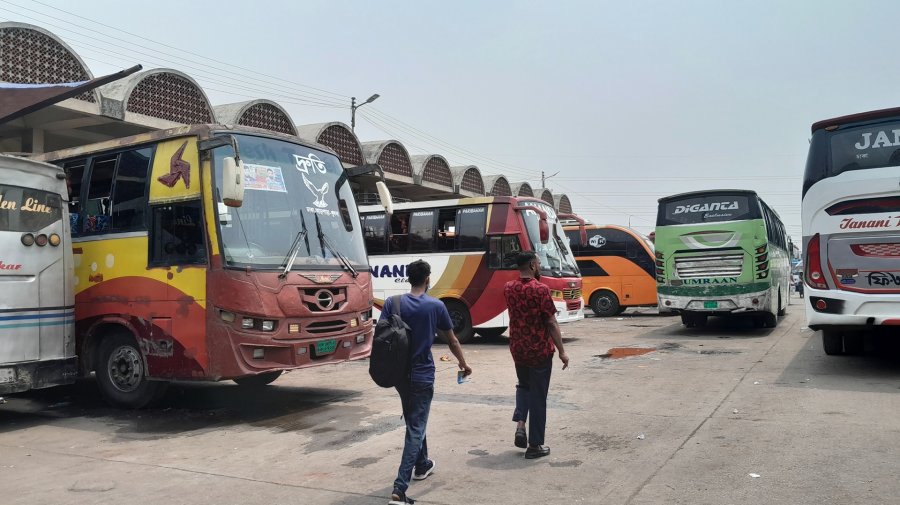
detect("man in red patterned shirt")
[503,251,569,459]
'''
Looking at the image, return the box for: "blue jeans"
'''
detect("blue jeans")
[394,381,433,493]
[512,358,553,446]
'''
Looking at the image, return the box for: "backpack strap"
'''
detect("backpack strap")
[391,294,403,318]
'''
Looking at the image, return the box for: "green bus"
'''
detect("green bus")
[655,190,791,328]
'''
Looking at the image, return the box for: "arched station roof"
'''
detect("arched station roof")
[102,68,214,124]
[361,140,414,179]
[0,22,98,105]
[214,99,296,135]
[410,154,453,190]
[510,181,534,198]
[296,122,364,167]
[539,188,553,205]
[450,165,485,195]
[483,175,512,196]
[553,193,573,214]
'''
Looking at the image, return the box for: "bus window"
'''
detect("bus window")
[390,212,410,253]
[458,206,486,251]
[63,159,86,236]
[149,201,207,266]
[409,210,435,252]
[111,148,152,232]
[363,214,387,254]
[437,209,457,251]
[488,235,521,269]
[83,154,117,234]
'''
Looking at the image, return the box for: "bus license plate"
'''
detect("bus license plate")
[315,339,337,355]
[0,367,15,384]
[704,301,718,309]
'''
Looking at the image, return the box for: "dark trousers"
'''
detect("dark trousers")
[394,381,433,493]
[512,358,553,446]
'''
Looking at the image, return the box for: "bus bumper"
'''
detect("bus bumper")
[658,290,770,314]
[805,288,900,331]
[555,300,584,323]
[0,357,78,395]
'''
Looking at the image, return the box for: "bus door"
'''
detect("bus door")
[0,183,73,385]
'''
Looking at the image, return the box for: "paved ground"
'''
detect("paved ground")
[3,293,900,505]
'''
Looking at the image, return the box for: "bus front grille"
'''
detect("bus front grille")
[675,253,743,278]
[563,288,582,300]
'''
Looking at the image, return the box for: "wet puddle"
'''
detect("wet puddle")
[595,347,657,359]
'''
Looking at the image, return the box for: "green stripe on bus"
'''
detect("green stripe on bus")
[0,318,74,330]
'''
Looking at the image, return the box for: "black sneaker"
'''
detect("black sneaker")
[389,489,415,504]
[524,445,551,459]
[413,459,435,480]
[514,428,527,448]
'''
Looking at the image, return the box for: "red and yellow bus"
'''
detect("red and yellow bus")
[360,197,583,342]
[36,125,386,407]
[563,223,657,316]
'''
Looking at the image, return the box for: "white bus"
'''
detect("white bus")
[0,154,76,395]
[802,107,900,355]
[359,196,584,343]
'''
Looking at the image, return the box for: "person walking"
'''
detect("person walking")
[504,251,569,459]
[383,259,472,505]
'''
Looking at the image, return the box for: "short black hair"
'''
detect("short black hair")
[516,251,538,267]
[407,259,431,286]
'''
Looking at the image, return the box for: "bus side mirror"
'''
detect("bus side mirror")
[376,181,393,216]
[539,218,550,244]
[222,156,245,207]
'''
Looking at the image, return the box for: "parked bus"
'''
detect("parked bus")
[562,223,657,316]
[359,196,584,342]
[0,155,76,396]
[35,125,389,407]
[802,107,900,354]
[655,190,791,328]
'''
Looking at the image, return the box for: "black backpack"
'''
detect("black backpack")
[369,295,411,387]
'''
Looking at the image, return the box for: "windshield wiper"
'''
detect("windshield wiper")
[279,213,310,279]
[315,214,358,278]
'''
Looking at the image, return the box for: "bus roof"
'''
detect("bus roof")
[32,124,339,163]
[657,189,758,204]
[810,106,900,133]
[358,195,551,213]
[0,153,65,181]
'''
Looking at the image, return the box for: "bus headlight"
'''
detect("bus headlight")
[242,318,255,329]
[550,289,564,299]
[261,320,275,331]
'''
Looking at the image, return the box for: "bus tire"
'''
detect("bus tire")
[843,333,864,355]
[95,332,166,409]
[777,292,786,317]
[443,299,474,344]
[233,370,282,387]
[590,290,620,317]
[762,312,778,328]
[476,327,507,339]
[822,330,844,355]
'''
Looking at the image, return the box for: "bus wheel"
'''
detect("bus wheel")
[763,312,778,328]
[590,290,620,317]
[234,371,282,387]
[822,330,844,355]
[443,299,474,344]
[777,292,786,317]
[96,332,166,409]
[843,333,864,355]
[476,327,507,339]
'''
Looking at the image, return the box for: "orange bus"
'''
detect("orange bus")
[563,223,657,316]
[36,125,389,407]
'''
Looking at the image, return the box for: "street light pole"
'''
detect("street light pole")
[351,93,380,131]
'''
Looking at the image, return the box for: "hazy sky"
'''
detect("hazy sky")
[5,0,900,239]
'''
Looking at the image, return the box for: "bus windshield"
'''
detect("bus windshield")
[520,203,579,277]
[0,184,62,231]
[213,134,367,270]
[657,193,759,226]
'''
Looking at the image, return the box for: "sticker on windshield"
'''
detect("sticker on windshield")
[244,164,287,193]
[293,153,330,208]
